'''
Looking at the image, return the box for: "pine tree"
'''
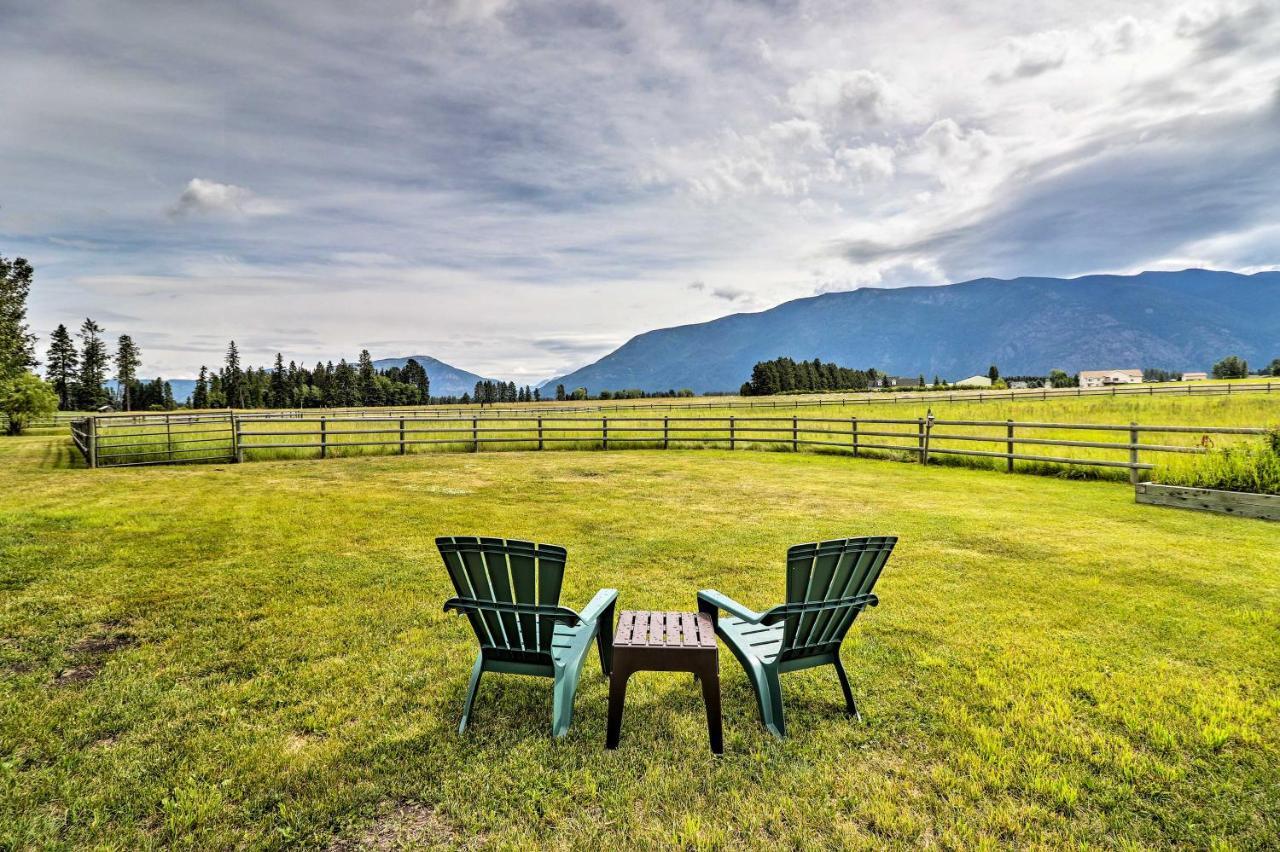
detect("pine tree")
[269,353,288,408]
[0,255,37,381]
[75,318,109,409]
[224,341,245,408]
[115,334,141,411]
[193,366,210,409]
[45,324,78,409]
[988,364,1000,383]
[357,349,380,406]
[555,384,566,401]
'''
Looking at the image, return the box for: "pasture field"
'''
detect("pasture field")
[2,431,1278,849]
[89,389,1280,482]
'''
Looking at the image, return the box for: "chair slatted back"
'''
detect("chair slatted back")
[437,536,567,661]
[777,536,896,662]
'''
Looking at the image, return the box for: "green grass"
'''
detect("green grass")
[1156,429,1280,495]
[2,432,1278,848]
[90,390,1280,483]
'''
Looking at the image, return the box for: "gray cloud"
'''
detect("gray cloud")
[3,0,1278,382]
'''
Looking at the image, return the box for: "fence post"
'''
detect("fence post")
[1006,420,1014,472]
[166,415,174,463]
[917,417,926,464]
[921,410,933,465]
[791,416,799,451]
[538,416,544,450]
[851,417,859,457]
[87,416,98,469]
[233,414,243,463]
[320,416,327,459]
[729,415,736,450]
[472,417,479,452]
[399,418,406,455]
[602,415,608,450]
[1129,422,1141,486]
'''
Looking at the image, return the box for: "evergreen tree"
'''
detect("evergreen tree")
[114,334,141,411]
[193,366,210,409]
[987,364,1000,382]
[224,341,245,408]
[74,318,110,409]
[45,324,78,409]
[269,353,288,408]
[333,359,358,406]
[555,384,566,401]
[0,255,37,381]
[357,349,380,406]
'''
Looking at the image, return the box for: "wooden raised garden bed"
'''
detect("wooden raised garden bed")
[1135,482,1279,521]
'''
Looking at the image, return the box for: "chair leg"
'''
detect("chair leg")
[458,654,485,734]
[761,666,785,739]
[551,665,580,738]
[745,664,785,739]
[833,656,861,723]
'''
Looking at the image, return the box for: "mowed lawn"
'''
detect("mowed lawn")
[2,433,1278,849]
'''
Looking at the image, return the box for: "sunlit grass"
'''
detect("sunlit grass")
[1,432,1278,848]
[88,390,1280,484]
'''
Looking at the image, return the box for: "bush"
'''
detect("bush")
[0,372,59,435]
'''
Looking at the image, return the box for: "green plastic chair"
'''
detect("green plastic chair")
[438,536,617,737]
[697,536,896,738]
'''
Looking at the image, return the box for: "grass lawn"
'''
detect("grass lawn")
[2,432,1278,849]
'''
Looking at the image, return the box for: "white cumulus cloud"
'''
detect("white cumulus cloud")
[168,179,285,219]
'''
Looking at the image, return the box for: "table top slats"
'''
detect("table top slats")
[613,609,718,651]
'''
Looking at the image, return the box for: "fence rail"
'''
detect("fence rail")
[69,410,1272,483]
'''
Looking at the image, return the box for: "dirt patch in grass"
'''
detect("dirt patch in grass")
[70,631,138,654]
[328,802,462,851]
[53,664,100,686]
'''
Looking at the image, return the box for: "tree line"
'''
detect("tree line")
[740,357,881,396]
[189,345,440,410]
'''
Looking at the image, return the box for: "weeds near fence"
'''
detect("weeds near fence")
[1154,428,1280,494]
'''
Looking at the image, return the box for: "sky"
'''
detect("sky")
[3,0,1279,383]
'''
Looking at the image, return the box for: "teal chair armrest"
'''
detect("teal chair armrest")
[578,588,618,624]
[697,589,767,625]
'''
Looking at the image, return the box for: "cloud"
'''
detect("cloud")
[709,286,753,302]
[989,31,1073,82]
[786,69,918,138]
[5,0,1280,381]
[167,179,285,219]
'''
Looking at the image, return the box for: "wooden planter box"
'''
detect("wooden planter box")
[1135,482,1279,521]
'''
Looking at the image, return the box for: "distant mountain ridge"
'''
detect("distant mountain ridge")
[157,355,492,403]
[540,270,1280,393]
[371,355,496,397]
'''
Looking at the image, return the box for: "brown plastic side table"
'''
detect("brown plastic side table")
[605,610,723,754]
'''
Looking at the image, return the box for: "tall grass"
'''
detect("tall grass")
[84,391,1280,483]
[1154,429,1280,494]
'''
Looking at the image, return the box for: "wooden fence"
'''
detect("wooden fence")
[47,377,1280,428]
[69,411,1270,484]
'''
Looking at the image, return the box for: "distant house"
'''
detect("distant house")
[883,376,922,388]
[1181,371,1208,381]
[954,375,993,388]
[1079,369,1142,389]
[1008,380,1029,389]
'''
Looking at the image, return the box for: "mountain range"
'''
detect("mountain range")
[369,355,494,397]
[150,269,1279,401]
[540,270,1280,393]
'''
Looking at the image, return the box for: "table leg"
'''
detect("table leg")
[606,664,631,749]
[699,659,724,755]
